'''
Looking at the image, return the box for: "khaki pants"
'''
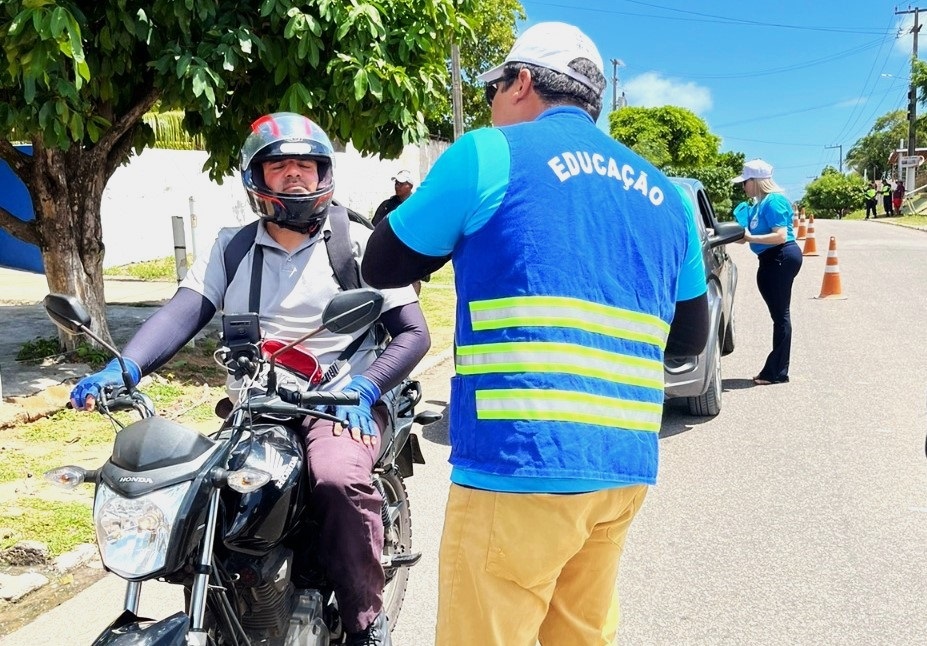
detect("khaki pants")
[436,482,648,646]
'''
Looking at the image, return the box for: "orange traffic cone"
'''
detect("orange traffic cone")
[815,236,847,299]
[796,216,807,240]
[792,214,799,231]
[801,218,819,256]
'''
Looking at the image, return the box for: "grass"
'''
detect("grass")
[103,256,183,281]
[838,207,927,227]
[418,263,456,353]
[0,498,94,556]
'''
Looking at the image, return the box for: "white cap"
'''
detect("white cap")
[476,22,604,93]
[731,159,774,184]
[391,170,412,184]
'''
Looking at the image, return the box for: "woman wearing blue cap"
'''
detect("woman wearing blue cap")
[732,159,801,385]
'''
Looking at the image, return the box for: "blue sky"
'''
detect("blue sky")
[517,0,916,202]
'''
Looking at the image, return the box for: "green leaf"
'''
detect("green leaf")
[191,70,206,98]
[176,53,192,77]
[49,7,67,38]
[23,76,36,104]
[354,68,368,102]
[367,73,382,101]
[259,0,276,18]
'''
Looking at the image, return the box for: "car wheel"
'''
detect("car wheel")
[687,340,722,417]
[721,304,735,356]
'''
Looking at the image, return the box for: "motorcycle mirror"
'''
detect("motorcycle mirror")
[43,293,91,336]
[42,293,127,383]
[321,288,385,334]
[264,289,384,393]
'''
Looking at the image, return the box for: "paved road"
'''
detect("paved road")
[3,219,926,645]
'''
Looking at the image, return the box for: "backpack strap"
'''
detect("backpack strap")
[223,220,261,307]
[323,204,361,291]
[220,211,376,386]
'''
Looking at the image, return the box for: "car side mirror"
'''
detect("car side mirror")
[709,221,745,248]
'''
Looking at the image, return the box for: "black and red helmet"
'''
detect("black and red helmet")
[240,112,335,233]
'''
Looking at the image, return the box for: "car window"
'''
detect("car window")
[696,190,716,231]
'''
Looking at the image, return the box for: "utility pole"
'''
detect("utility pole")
[896,6,923,189]
[611,58,626,112]
[451,43,464,141]
[824,144,843,173]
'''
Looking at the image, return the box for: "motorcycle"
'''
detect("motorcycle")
[42,288,441,645]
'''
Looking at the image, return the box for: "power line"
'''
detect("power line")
[623,0,891,34]
[721,136,828,148]
[525,1,894,35]
[829,13,899,144]
[683,38,885,79]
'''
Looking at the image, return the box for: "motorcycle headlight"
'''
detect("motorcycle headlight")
[94,480,191,579]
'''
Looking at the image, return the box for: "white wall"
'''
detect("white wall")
[99,139,448,268]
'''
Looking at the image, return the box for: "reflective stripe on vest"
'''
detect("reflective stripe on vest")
[474,388,663,432]
[469,295,670,347]
[456,341,664,390]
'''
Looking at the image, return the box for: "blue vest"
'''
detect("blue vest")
[449,109,691,492]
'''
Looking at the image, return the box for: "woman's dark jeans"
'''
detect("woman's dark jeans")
[756,242,803,382]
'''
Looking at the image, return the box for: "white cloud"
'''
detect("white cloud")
[622,72,713,115]
[835,97,867,108]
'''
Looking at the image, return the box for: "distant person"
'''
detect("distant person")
[732,159,801,386]
[372,170,414,226]
[864,181,878,220]
[880,179,894,216]
[893,179,905,214]
[372,170,428,295]
[362,21,708,646]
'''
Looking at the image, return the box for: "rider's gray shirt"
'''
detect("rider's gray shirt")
[181,218,417,399]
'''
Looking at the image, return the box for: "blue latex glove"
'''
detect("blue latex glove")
[333,375,381,446]
[70,358,141,411]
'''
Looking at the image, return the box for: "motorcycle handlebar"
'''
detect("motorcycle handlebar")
[295,391,360,407]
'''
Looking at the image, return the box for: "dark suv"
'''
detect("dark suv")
[665,178,744,416]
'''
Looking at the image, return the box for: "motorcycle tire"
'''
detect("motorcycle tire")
[377,469,412,629]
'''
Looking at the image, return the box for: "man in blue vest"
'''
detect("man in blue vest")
[362,22,707,646]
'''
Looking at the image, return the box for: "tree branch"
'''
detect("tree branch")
[94,84,161,160]
[0,204,40,246]
[0,139,34,184]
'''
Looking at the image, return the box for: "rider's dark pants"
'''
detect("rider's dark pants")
[755,242,802,382]
[302,405,387,633]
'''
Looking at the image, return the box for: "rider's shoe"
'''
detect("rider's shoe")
[346,611,392,646]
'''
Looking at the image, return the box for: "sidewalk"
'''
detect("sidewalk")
[0,268,180,426]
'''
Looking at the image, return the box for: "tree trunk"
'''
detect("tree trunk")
[33,145,112,351]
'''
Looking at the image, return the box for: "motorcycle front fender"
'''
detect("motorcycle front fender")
[91,610,190,645]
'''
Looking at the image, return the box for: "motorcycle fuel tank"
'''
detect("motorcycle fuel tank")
[223,424,306,554]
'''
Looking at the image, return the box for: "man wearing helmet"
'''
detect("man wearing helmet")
[69,112,428,645]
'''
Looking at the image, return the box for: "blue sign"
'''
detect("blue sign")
[0,145,43,274]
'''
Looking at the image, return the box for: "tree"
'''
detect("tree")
[803,166,866,219]
[844,110,927,180]
[610,106,721,169]
[425,0,524,139]
[0,0,470,347]
[609,106,743,218]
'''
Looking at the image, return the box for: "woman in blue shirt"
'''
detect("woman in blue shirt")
[732,159,802,385]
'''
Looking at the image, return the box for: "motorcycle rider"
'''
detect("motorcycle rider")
[69,112,429,645]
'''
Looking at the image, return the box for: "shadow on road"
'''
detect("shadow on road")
[421,399,449,445]
[722,377,756,391]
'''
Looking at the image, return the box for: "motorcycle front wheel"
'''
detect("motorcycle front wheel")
[377,469,412,628]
